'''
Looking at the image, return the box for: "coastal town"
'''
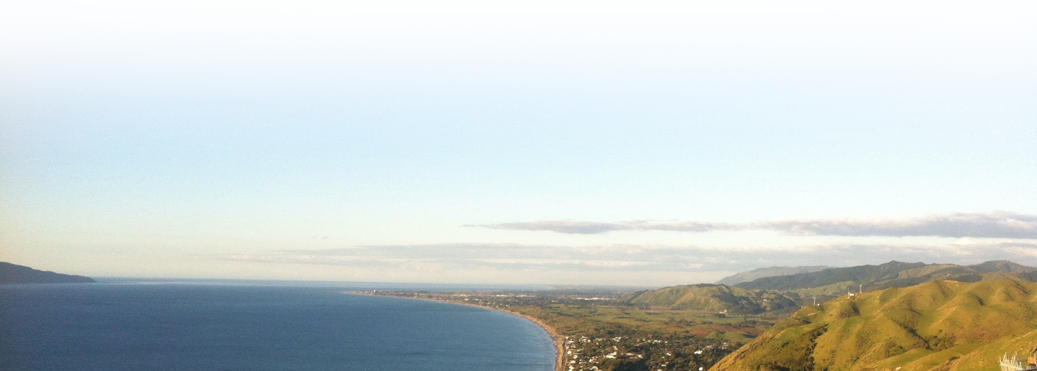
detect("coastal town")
[356,290,774,371]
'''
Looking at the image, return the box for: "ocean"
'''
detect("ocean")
[0,282,556,371]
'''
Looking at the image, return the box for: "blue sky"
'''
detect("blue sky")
[2,1,1036,285]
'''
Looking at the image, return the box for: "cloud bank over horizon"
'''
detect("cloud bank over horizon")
[474,212,1037,239]
[221,239,1037,278]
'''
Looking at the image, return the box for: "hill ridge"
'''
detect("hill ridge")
[716,266,830,286]
[734,260,1036,296]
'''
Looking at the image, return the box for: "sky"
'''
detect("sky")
[2,1,1036,286]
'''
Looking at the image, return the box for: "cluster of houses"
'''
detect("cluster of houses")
[562,335,726,371]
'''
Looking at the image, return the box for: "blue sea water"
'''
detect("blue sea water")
[0,282,556,371]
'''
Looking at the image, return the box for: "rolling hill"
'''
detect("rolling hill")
[624,284,801,314]
[709,279,1037,371]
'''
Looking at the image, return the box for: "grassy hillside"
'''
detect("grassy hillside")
[709,279,1037,371]
[625,284,800,314]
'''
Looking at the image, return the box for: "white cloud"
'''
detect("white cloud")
[475,212,1037,239]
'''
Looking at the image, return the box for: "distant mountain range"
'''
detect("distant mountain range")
[715,266,830,286]
[709,279,1037,371]
[626,261,1037,315]
[0,262,95,284]
[734,260,1036,296]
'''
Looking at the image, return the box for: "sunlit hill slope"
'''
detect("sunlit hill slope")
[709,279,1037,371]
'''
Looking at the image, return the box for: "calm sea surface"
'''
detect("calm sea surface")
[0,282,555,371]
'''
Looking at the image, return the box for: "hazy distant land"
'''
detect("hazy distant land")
[715,266,830,286]
[0,262,95,284]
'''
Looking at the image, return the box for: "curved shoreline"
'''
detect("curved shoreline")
[348,292,564,371]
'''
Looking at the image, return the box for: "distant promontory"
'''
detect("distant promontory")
[0,262,95,284]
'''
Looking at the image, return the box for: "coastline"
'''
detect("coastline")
[348,292,565,371]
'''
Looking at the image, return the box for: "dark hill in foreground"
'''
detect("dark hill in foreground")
[709,279,1037,371]
[0,262,95,284]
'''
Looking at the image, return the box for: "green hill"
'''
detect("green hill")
[624,284,800,314]
[734,260,1035,295]
[709,279,1037,371]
